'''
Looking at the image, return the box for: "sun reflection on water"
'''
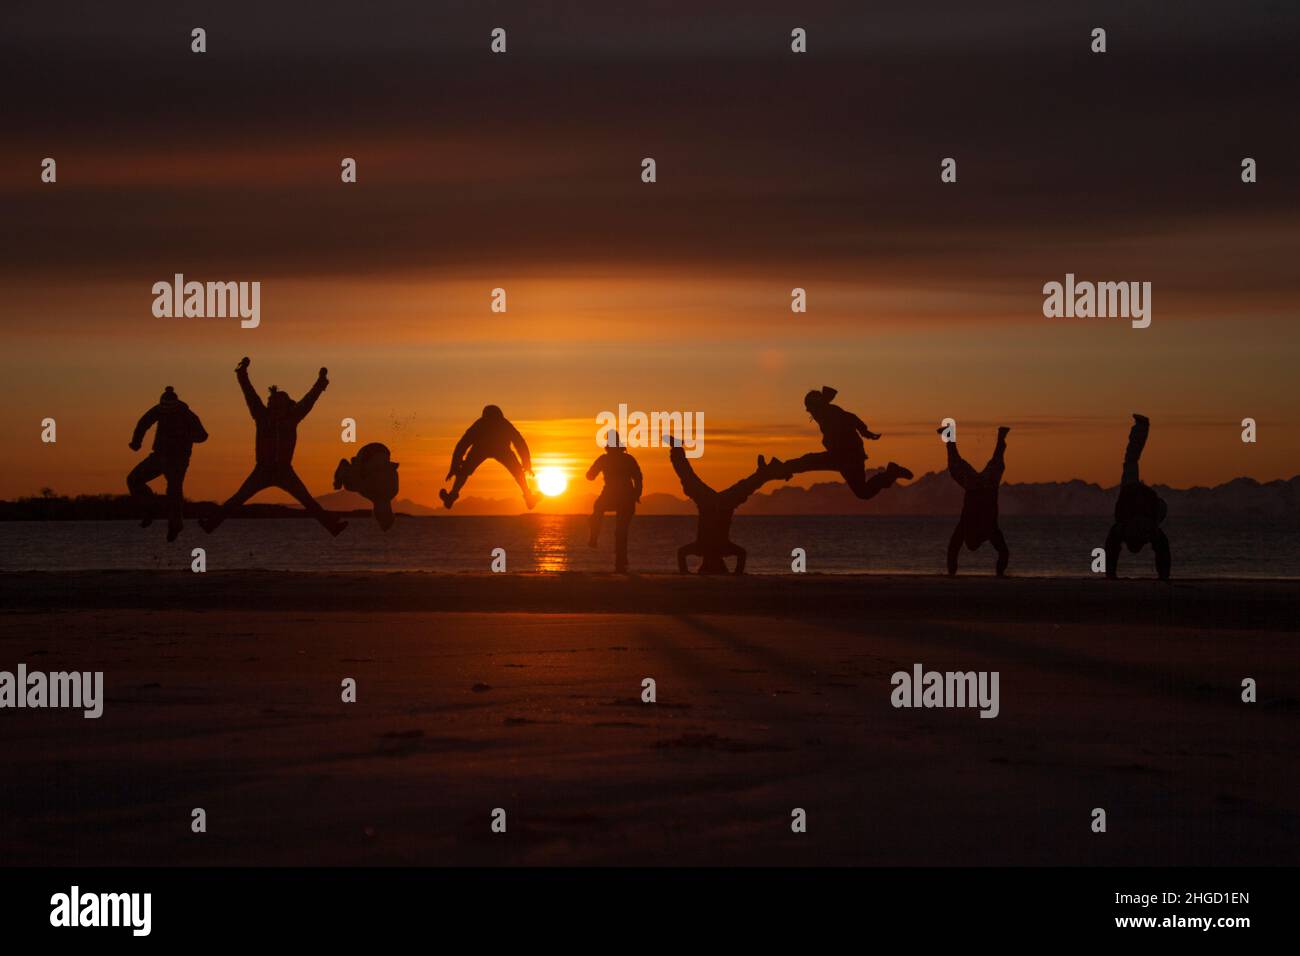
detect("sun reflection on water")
[529,513,572,572]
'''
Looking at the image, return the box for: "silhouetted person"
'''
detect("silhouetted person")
[127,386,208,541]
[200,357,347,536]
[440,405,536,510]
[334,442,400,531]
[586,434,642,573]
[670,439,784,574]
[942,426,1010,576]
[767,386,913,499]
[1105,414,1170,580]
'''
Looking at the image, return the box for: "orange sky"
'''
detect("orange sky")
[3,272,1294,508]
[3,4,1297,507]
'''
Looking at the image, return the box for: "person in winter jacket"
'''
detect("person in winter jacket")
[200,357,347,537]
[127,385,209,541]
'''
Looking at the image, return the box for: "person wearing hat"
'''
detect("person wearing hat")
[585,432,643,572]
[763,386,913,500]
[1104,414,1171,580]
[127,385,209,541]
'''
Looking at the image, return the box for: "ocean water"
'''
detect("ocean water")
[2,515,1298,578]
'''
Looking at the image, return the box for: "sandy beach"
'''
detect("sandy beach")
[1,571,1296,866]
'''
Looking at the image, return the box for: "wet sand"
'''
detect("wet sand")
[1,572,1296,865]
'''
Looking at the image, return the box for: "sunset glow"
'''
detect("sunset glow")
[535,467,569,497]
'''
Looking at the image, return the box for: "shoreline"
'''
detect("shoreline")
[2,570,1296,629]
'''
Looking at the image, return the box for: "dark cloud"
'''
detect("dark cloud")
[2,0,1297,290]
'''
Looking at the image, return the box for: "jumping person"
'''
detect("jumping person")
[127,386,208,541]
[670,439,785,574]
[585,433,643,572]
[439,405,537,511]
[941,426,1010,576]
[200,357,347,536]
[766,386,913,499]
[334,442,400,531]
[1104,414,1170,580]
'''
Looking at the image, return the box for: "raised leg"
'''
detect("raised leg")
[1122,414,1149,485]
[202,468,271,533]
[496,453,529,495]
[781,450,839,476]
[844,464,906,501]
[277,467,341,532]
[982,427,1009,483]
[442,452,488,510]
[670,447,714,502]
[945,442,977,489]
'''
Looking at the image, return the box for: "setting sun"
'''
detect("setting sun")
[535,467,569,497]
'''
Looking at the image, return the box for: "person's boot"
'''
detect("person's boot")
[524,489,538,510]
[333,458,349,491]
[887,462,914,482]
[139,516,154,529]
[198,515,221,534]
[327,518,348,537]
[439,489,457,510]
[758,455,792,481]
[166,521,182,543]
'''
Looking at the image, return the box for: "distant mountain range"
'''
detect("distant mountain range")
[733,471,1300,518]
[5,473,1298,520]
[279,472,1300,520]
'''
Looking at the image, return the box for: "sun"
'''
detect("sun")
[535,467,568,497]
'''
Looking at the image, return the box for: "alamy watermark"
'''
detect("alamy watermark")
[891,663,999,718]
[152,273,260,328]
[0,664,103,718]
[1042,273,1151,328]
[595,403,704,457]
[50,886,151,936]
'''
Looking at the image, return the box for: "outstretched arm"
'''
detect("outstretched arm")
[129,406,159,450]
[188,410,209,444]
[853,414,880,440]
[294,367,329,421]
[235,358,263,419]
[509,424,532,473]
